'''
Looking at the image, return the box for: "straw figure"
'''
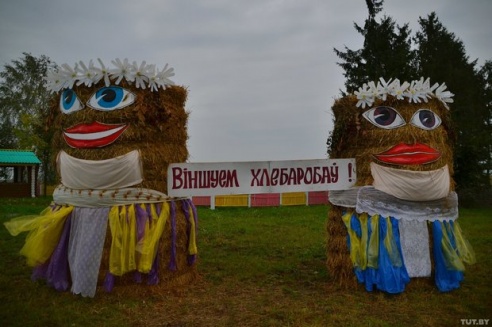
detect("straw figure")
[326,78,475,293]
[4,59,198,297]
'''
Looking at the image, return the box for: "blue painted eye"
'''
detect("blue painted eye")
[362,106,405,129]
[410,109,442,130]
[59,89,84,114]
[87,86,135,111]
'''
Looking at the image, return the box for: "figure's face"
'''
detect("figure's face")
[360,97,451,170]
[52,81,184,151]
[49,81,189,193]
[59,85,136,148]
[329,96,454,186]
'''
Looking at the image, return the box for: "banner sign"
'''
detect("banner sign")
[167,159,356,197]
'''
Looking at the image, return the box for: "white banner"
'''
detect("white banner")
[167,159,356,197]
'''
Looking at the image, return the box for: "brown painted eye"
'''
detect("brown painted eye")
[410,109,442,130]
[362,106,405,129]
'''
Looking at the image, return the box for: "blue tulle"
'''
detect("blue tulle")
[432,220,464,292]
[350,214,409,294]
[343,210,473,293]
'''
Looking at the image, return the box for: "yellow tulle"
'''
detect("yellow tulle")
[367,214,379,268]
[342,211,361,267]
[109,203,174,275]
[187,205,198,256]
[137,203,170,273]
[108,205,137,276]
[439,220,476,271]
[6,200,198,278]
[441,221,465,271]
[342,212,375,269]
[358,213,369,269]
[453,221,476,265]
[383,217,402,267]
[4,206,73,267]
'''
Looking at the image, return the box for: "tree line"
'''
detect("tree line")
[330,0,491,206]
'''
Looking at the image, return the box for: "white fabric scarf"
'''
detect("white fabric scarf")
[370,162,450,201]
[58,150,143,190]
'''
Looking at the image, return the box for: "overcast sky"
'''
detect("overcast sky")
[0,0,490,163]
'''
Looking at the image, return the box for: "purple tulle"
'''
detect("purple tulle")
[189,199,198,265]
[133,271,142,283]
[181,199,197,266]
[168,201,177,271]
[147,254,160,285]
[28,200,200,294]
[135,204,149,242]
[189,200,198,231]
[31,262,48,282]
[31,214,72,292]
[146,203,161,285]
[103,272,115,292]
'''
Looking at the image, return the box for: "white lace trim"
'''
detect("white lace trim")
[355,186,458,221]
[398,220,432,277]
[328,187,359,208]
[52,185,188,208]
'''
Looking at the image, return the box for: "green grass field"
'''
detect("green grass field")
[0,197,490,326]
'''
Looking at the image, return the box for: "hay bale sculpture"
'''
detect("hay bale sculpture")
[327,78,476,293]
[4,59,198,297]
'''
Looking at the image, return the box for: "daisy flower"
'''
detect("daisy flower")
[75,60,96,87]
[390,79,409,101]
[405,78,430,103]
[59,63,79,89]
[92,58,111,87]
[367,81,379,100]
[156,63,175,88]
[404,81,421,103]
[133,60,149,89]
[354,83,374,109]
[146,64,160,92]
[45,59,176,92]
[435,83,454,109]
[352,77,455,110]
[44,69,66,93]
[110,58,135,85]
[377,77,392,101]
[419,77,434,102]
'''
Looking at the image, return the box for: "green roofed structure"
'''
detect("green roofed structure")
[0,149,41,198]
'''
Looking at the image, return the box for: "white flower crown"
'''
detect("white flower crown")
[44,58,175,93]
[353,77,454,109]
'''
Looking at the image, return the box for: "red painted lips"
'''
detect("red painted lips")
[63,121,128,148]
[374,143,441,165]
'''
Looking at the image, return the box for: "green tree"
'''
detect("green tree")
[331,3,491,205]
[334,0,416,93]
[0,52,57,192]
[479,60,492,181]
[415,13,491,204]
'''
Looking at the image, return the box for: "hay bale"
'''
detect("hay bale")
[44,64,196,295]
[98,200,197,296]
[48,81,189,194]
[326,93,455,286]
[326,205,357,288]
[329,95,455,187]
